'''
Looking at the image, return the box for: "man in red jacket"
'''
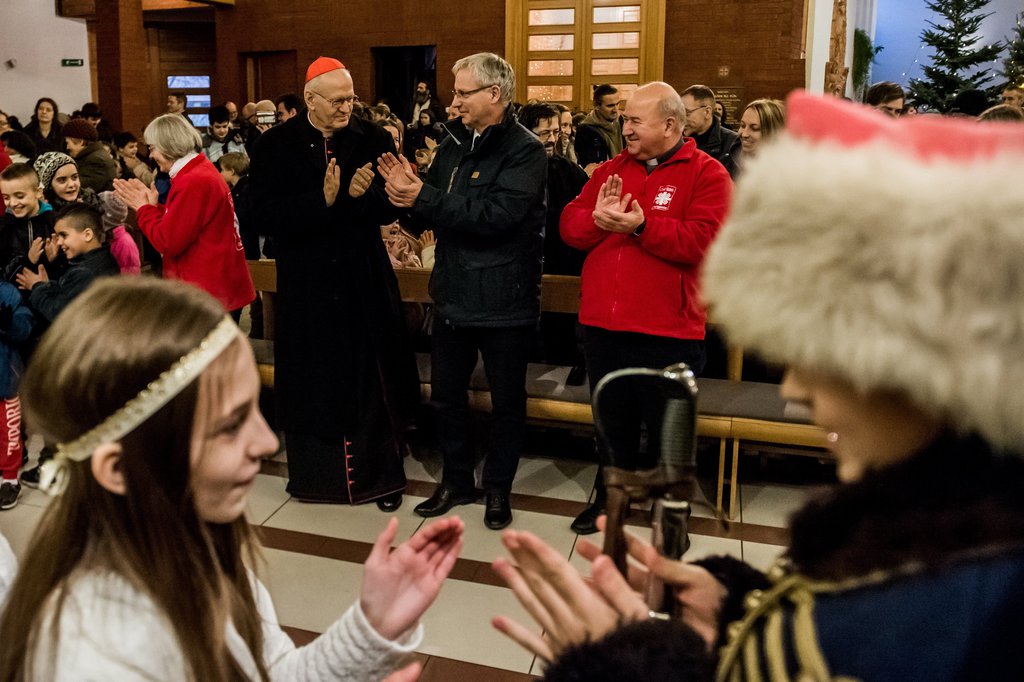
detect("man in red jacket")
[560,81,732,534]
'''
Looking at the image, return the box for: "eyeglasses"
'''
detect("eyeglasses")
[684,105,711,116]
[311,91,359,108]
[451,85,495,100]
[532,129,559,140]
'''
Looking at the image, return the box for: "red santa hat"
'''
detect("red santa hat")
[305,56,346,83]
[704,91,1024,451]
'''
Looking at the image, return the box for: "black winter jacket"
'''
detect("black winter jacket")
[692,119,742,180]
[413,112,547,327]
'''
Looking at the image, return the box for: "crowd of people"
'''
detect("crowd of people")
[0,50,1023,680]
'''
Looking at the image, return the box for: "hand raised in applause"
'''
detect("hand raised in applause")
[112,177,158,212]
[348,162,375,198]
[491,529,649,664]
[27,238,44,265]
[44,236,60,263]
[323,158,341,207]
[377,152,423,208]
[574,516,727,650]
[360,516,464,641]
[419,230,436,248]
[592,173,644,234]
[15,265,48,291]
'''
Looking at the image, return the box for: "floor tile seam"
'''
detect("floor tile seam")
[255,497,293,527]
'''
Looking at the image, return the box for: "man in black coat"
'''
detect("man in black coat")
[379,52,547,529]
[681,84,742,179]
[249,57,418,510]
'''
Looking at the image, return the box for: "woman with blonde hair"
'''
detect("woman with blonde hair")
[737,98,785,159]
[0,277,463,680]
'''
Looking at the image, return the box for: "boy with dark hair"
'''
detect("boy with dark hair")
[202,105,247,165]
[15,203,119,323]
[0,163,58,283]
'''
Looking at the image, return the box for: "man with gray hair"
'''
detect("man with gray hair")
[379,52,547,529]
[249,57,417,511]
[560,81,732,534]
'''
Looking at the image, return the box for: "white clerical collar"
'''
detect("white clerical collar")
[307,112,334,138]
[170,152,199,178]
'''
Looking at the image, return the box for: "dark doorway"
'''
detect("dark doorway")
[372,46,437,123]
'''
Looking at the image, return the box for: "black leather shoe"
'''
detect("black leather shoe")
[570,501,604,535]
[484,492,513,530]
[376,492,403,512]
[414,485,476,518]
[566,365,587,386]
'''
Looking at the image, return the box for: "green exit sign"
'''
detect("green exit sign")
[61,59,84,67]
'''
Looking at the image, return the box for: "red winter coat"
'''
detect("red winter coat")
[136,155,254,311]
[560,139,731,340]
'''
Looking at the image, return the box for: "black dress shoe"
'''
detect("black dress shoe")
[566,364,587,386]
[570,501,604,535]
[484,492,513,530]
[376,492,403,512]
[414,485,476,518]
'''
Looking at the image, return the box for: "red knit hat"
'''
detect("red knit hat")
[62,117,98,142]
[305,57,346,83]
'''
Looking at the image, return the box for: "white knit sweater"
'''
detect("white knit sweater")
[29,570,422,681]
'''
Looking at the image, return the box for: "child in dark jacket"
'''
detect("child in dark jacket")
[0,164,60,284]
[0,281,33,510]
[15,204,119,323]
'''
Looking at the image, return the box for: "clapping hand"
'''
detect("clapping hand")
[377,152,423,208]
[574,517,726,650]
[27,238,44,265]
[323,159,341,207]
[419,230,436,248]
[112,177,158,211]
[349,162,375,198]
[360,516,464,641]
[44,236,60,263]
[16,265,48,291]
[491,529,648,663]
[592,174,645,234]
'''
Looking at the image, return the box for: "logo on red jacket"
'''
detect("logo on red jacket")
[652,185,676,211]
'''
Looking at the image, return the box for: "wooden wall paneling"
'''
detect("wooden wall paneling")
[94,0,150,134]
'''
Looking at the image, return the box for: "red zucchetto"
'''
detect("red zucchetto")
[305,57,346,83]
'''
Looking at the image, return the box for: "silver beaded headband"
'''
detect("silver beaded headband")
[39,316,240,496]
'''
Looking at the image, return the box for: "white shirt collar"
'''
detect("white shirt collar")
[169,152,199,178]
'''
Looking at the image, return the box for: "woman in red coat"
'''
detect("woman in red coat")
[113,114,254,316]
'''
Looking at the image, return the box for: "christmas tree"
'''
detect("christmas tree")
[908,0,1004,112]
[1000,12,1024,88]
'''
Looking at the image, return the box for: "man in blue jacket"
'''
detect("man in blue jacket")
[380,52,547,529]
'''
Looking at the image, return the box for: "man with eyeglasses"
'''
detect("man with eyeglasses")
[378,52,547,530]
[519,102,588,377]
[249,56,417,512]
[681,84,741,179]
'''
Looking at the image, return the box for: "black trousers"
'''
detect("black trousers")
[584,325,705,474]
[431,320,534,495]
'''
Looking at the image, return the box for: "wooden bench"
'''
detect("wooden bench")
[247,260,827,518]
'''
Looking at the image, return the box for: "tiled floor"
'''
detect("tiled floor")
[0,438,831,679]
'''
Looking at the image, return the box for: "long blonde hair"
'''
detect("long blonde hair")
[0,278,268,681]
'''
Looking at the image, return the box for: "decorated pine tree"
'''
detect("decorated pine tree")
[908,0,1004,112]
[1000,12,1024,88]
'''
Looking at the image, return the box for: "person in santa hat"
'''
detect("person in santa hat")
[487,92,1024,681]
[248,57,416,511]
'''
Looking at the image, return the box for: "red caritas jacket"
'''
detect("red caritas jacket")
[560,139,731,340]
[136,155,254,311]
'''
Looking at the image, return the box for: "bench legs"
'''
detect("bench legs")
[715,438,742,521]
